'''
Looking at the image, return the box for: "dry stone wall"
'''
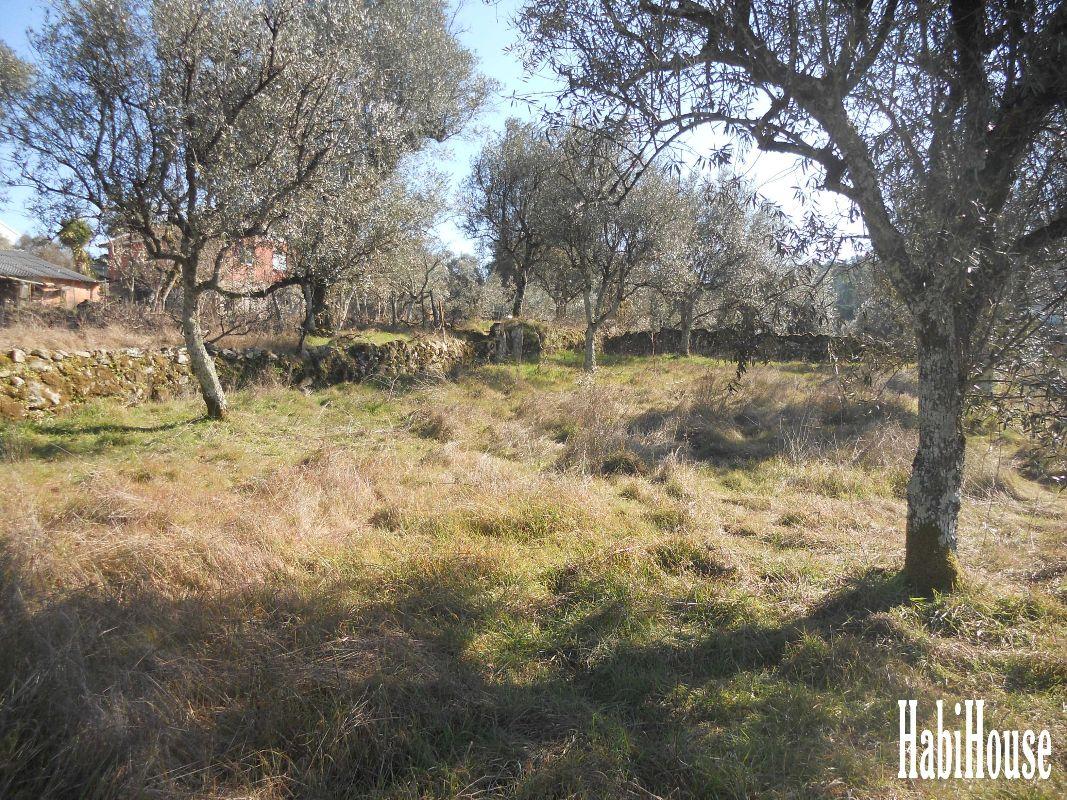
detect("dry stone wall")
[300,336,472,385]
[603,328,860,361]
[459,320,585,362]
[0,335,473,420]
[0,346,194,419]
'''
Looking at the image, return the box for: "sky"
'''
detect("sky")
[0,0,857,254]
[0,0,47,242]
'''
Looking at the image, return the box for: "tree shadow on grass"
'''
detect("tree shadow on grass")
[0,545,919,800]
[628,392,918,469]
[10,416,209,461]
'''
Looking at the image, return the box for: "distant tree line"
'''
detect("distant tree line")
[464,119,831,370]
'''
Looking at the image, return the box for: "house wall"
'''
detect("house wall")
[29,282,100,308]
[107,235,287,292]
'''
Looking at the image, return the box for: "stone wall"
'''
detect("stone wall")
[300,336,472,385]
[0,326,860,419]
[603,328,860,362]
[459,320,586,363]
[0,334,473,420]
[0,346,194,419]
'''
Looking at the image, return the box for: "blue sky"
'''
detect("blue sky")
[0,0,47,241]
[0,0,856,253]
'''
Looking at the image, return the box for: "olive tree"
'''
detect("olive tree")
[464,119,558,317]
[519,0,1067,592]
[666,173,765,354]
[542,127,687,370]
[0,42,28,115]
[285,173,444,343]
[1,0,484,419]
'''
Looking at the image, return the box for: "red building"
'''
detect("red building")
[106,233,288,298]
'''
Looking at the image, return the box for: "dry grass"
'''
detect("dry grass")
[0,304,308,353]
[0,353,1063,799]
[0,320,181,351]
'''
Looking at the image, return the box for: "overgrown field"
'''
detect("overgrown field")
[1,353,1063,799]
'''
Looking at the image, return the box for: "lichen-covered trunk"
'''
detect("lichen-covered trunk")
[905,323,966,594]
[511,271,527,318]
[583,323,597,372]
[680,299,695,356]
[180,267,227,420]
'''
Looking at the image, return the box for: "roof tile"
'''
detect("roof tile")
[0,249,98,284]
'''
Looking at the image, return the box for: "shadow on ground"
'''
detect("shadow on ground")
[3,416,210,461]
[0,541,922,799]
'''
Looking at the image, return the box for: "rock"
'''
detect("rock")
[10,349,26,363]
[53,350,68,360]
[73,350,92,358]
[176,352,189,365]
[25,381,48,409]
[30,348,53,360]
[27,359,54,372]
[125,348,144,358]
[11,376,24,388]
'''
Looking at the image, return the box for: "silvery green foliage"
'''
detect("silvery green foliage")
[2,0,485,270]
[463,119,558,315]
[283,166,447,333]
[0,41,29,200]
[534,125,689,366]
[663,173,769,326]
[0,41,29,112]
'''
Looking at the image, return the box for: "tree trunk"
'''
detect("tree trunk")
[680,299,695,356]
[513,324,524,364]
[581,287,599,372]
[180,266,227,421]
[511,271,527,318]
[582,323,598,372]
[153,266,179,312]
[301,275,333,341]
[904,322,966,594]
[430,290,441,328]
